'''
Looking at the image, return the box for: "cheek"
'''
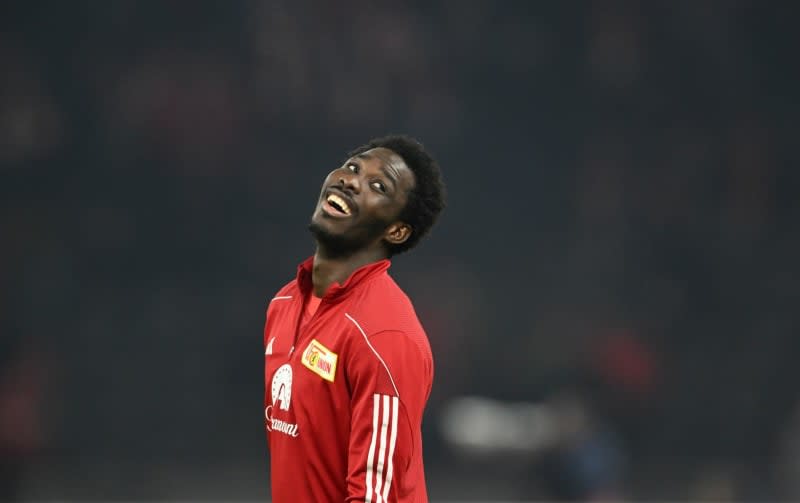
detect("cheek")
[373,195,406,221]
[391,191,410,214]
[318,173,337,192]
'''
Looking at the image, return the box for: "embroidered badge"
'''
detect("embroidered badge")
[301,339,338,382]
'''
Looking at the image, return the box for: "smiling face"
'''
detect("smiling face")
[309,147,416,258]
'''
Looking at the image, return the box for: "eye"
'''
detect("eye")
[347,163,358,173]
[371,181,386,193]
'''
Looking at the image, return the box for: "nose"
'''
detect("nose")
[338,170,361,193]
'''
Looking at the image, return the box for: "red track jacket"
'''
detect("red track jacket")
[264,257,433,503]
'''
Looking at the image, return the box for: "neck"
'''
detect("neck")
[311,246,387,297]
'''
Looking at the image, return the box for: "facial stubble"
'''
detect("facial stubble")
[308,214,392,259]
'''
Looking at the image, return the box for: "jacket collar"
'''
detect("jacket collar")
[296,256,391,301]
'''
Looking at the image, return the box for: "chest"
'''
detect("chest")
[264,301,354,407]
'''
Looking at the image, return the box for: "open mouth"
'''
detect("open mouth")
[323,193,352,216]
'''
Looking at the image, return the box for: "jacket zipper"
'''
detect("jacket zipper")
[290,292,326,358]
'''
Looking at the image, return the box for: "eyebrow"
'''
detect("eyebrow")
[355,153,398,189]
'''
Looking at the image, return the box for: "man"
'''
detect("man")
[263,135,446,502]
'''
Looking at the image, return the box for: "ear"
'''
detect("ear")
[384,222,412,246]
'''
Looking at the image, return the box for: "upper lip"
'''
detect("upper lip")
[324,187,357,214]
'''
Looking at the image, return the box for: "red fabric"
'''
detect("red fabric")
[300,293,322,332]
[264,257,434,503]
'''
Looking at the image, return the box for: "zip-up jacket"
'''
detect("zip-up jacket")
[264,256,433,503]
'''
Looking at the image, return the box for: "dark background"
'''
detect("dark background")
[1,0,797,500]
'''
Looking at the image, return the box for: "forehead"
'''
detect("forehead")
[353,147,402,167]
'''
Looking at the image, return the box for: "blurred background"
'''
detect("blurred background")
[1,0,797,501]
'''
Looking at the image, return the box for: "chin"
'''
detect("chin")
[309,212,340,235]
[308,221,367,258]
[309,219,342,244]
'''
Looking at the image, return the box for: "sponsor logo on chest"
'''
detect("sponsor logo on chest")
[265,363,299,437]
[301,339,339,382]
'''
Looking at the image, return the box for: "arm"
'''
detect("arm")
[345,329,430,503]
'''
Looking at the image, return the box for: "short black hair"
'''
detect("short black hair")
[347,134,446,256]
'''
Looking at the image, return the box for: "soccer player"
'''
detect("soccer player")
[263,135,446,502]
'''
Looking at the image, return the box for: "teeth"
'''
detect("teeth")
[326,194,351,215]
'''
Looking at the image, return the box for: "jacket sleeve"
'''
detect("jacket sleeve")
[344,329,431,503]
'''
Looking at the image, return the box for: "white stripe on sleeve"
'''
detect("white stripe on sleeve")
[374,395,391,502]
[381,396,399,502]
[365,394,379,503]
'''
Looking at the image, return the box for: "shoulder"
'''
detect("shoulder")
[349,274,424,335]
[342,323,433,408]
[265,279,300,314]
[344,304,433,380]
